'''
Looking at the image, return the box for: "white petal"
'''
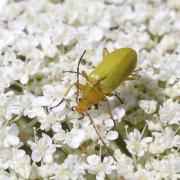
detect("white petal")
[104,119,114,130]
[96,171,105,180]
[112,106,125,120]
[20,75,29,84]
[4,135,19,147]
[36,96,52,106]
[87,154,100,165]
[65,129,86,149]
[31,152,41,162]
[106,131,118,140]
[88,27,103,42]
[142,137,153,143]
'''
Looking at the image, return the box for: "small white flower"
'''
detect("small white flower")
[140,69,158,90]
[147,120,162,131]
[0,123,20,147]
[87,26,103,42]
[0,169,18,180]
[86,154,116,180]
[64,154,85,177]
[132,168,155,180]
[168,0,180,10]
[0,0,8,13]
[38,113,57,131]
[159,35,177,52]
[52,123,66,142]
[152,154,180,179]
[106,131,118,141]
[125,128,152,157]
[28,133,56,163]
[37,163,56,178]
[12,150,31,179]
[159,99,180,125]
[64,128,86,149]
[7,59,40,84]
[0,93,8,118]
[114,150,134,179]
[112,106,125,121]
[104,119,114,131]
[165,80,180,99]
[20,92,46,119]
[154,54,180,84]
[149,10,173,36]
[0,147,13,169]
[39,34,57,58]
[49,154,86,179]
[0,72,11,93]
[149,127,179,154]
[139,100,157,114]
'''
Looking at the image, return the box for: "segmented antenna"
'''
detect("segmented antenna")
[76,50,86,103]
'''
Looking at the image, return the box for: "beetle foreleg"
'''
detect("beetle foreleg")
[104,97,116,125]
[93,76,106,88]
[126,74,140,80]
[50,83,85,110]
[81,71,91,82]
[103,48,109,58]
[81,71,106,89]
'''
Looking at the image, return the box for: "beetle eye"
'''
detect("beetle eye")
[71,106,75,111]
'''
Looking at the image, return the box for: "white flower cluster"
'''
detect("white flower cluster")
[0,0,180,179]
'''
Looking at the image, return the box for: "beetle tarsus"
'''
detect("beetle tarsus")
[86,111,118,162]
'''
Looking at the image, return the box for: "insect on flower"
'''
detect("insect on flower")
[51,48,140,161]
[51,48,139,119]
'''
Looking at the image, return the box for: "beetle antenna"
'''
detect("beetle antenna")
[63,70,82,75]
[50,98,65,110]
[133,68,142,72]
[76,50,86,103]
[86,111,118,162]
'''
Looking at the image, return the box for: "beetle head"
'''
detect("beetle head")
[76,100,91,113]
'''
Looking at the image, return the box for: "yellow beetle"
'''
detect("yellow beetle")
[54,48,139,117]
[51,48,139,161]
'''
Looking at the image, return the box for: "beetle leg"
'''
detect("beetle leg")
[81,71,106,88]
[133,67,142,72]
[126,74,140,80]
[50,83,85,110]
[93,76,106,88]
[104,97,116,125]
[81,71,91,82]
[106,93,123,104]
[103,48,109,58]
[86,111,118,162]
